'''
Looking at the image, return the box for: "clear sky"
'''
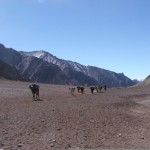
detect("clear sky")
[0,0,150,80]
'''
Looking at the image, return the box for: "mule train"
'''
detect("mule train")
[90,85,107,94]
[77,86,84,94]
[69,85,106,95]
[69,86,84,96]
[29,84,40,100]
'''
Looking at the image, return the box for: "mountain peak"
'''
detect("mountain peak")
[20,50,46,58]
[0,43,5,48]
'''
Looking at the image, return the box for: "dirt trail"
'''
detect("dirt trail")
[0,80,150,150]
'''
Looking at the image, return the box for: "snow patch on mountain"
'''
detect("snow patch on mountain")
[68,61,87,74]
[21,50,88,73]
[20,51,45,58]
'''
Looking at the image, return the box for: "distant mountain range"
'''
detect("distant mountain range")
[0,43,138,87]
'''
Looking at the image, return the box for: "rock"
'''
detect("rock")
[57,128,61,131]
[0,143,4,147]
[18,144,22,147]
[65,144,71,148]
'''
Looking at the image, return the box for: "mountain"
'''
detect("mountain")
[20,51,88,73]
[0,44,23,69]
[132,79,142,85]
[0,43,136,87]
[139,75,150,86]
[21,50,136,87]
[0,44,97,85]
[0,59,25,81]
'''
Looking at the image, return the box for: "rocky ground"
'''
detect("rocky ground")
[0,80,150,150]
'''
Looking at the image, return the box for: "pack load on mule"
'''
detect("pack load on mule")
[29,84,40,100]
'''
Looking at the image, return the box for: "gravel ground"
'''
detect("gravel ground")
[0,80,150,150]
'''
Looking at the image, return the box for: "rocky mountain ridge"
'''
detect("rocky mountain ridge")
[0,43,137,87]
[21,50,136,87]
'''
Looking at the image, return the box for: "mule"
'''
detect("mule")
[29,84,39,100]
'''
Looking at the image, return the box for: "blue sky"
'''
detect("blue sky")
[0,0,150,80]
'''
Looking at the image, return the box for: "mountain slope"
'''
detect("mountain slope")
[86,66,135,87]
[0,59,25,81]
[0,44,23,69]
[20,51,88,73]
[139,75,150,86]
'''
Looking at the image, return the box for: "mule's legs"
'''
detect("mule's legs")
[91,88,94,94]
[36,91,39,100]
[32,93,35,100]
[36,94,39,100]
[96,87,98,93]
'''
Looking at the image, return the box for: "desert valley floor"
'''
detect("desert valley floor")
[1,80,150,150]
